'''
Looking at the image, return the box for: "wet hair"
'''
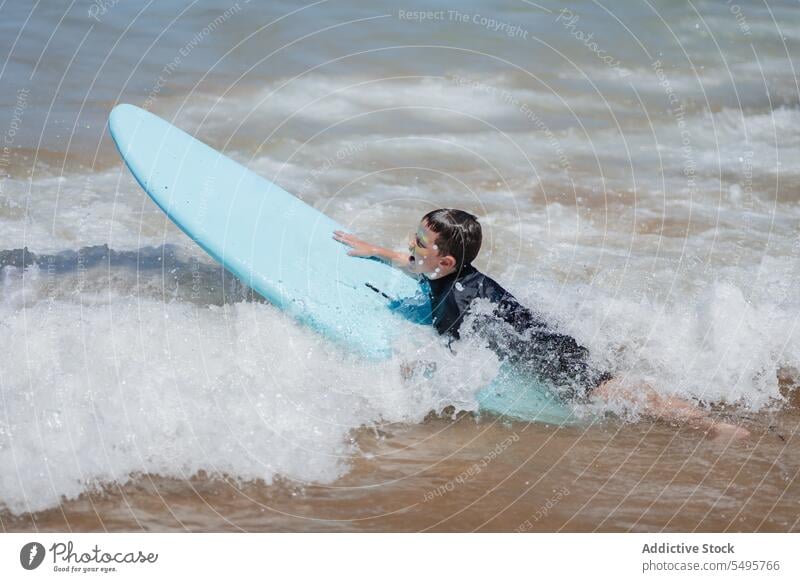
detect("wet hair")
[422,208,482,269]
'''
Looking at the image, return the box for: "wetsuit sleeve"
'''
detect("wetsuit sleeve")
[480,291,612,399]
[501,322,612,400]
[493,293,549,334]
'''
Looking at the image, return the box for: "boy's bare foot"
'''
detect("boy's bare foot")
[707,421,750,442]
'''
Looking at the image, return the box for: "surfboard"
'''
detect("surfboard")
[108,104,420,358]
[108,104,573,424]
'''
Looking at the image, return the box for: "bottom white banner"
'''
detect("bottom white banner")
[0,533,795,581]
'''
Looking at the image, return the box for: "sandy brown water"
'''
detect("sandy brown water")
[3,404,798,533]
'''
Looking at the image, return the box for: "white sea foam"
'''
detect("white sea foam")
[0,267,499,514]
[499,263,800,408]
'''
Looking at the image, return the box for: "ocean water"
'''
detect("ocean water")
[0,0,799,529]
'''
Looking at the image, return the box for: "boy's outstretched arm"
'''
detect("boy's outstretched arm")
[333,230,417,276]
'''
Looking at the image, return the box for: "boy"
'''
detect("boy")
[333,208,749,440]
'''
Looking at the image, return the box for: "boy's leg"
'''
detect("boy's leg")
[592,378,750,440]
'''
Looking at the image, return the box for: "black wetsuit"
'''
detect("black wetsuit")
[427,264,612,400]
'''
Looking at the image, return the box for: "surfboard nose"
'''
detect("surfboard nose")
[110,103,141,118]
[109,103,147,132]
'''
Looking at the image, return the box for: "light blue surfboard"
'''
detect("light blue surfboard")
[108,104,574,424]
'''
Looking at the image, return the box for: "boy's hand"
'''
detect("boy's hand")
[400,359,438,381]
[333,230,415,276]
[333,230,379,257]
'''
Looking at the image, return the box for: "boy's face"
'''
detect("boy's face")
[407,221,456,278]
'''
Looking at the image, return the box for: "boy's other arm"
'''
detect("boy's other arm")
[332,230,416,276]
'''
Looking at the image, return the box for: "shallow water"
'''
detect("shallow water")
[1,0,798,531]
[3,408,799,532]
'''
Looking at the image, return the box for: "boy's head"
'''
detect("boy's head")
[408,208,482,279]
